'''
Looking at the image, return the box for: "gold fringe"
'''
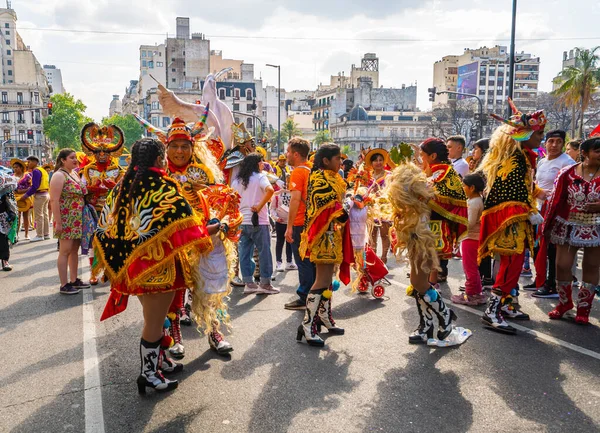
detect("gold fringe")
[428,200,468,227]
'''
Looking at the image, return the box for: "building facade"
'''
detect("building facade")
[43,65,64,94]
[0,6,51,162]
[108,95,121,117]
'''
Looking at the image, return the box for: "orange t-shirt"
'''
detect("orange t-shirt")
[289,162,312,227]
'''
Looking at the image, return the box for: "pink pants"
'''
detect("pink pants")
[461,239,482,296]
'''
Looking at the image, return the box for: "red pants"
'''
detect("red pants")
[494,251,525,295]
[168,289,185,314]
[461,239,482,296]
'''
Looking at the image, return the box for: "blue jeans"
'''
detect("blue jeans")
[239,225,273,285]
[291,225,315,302]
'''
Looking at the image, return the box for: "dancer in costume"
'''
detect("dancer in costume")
[364,148,394,264]
[386,162,469,346]
[12,158,33,241]
[297,144,348,347]
[0,171,18,270]
[479,98,546,334]
[418,138,468,285]
[543,136,600,324]
[80,123,125,285]
[135,113,241,356]
[93,138,213,394]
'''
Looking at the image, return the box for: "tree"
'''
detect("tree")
[281,118,302,141]
[553,46,600,138]
[102,114,145,150]
[313,129,332,146]
[428,100,477,140]
[43,93,91,151]
[534,91,578,132]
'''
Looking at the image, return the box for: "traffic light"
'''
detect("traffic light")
[195,100,201,105]
[27,130,33,140]
[47,102,52,115]
[470,124,479,140]
[428,87,437,102]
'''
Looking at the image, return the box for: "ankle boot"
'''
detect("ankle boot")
[549,280,574,319]
[208,323,233,355]
[159,345,183,375]
[168,311,185,359]
[316,294,344,335]
[420,286,457,340]
[408,292,434,344]
[575,282,596,325]
[482,291,516,334]
[296,290,325,347]
[500,294,530,320]
[89,257,98,285]
[137,338,178,394]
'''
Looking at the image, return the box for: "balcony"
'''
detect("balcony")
[17,119,25,124]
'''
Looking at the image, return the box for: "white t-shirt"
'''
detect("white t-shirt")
[232,172,272,225]
[452,158,469,178]
[466,196,484,241]
[536,153,575,194]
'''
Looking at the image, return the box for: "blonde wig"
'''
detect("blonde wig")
[478,124,521,196]
[384,162,439,274]
[194,139,225,184]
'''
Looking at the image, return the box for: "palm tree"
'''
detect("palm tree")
[553,46,600,138]
[281,118,302,141]
[313,129,332,146]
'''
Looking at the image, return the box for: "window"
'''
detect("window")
[17,111,24,123]
[151,101,159,110]
[219,88,225,100]
[233,103,239,111]
[35,131,42,144]
[171,68,176,72]
[148,61,153,69]
[35,109,41,123]
[246,118,252,129]
[234,89,240,99]
[479,90,485,96]
[6,49,10,55]
[5,30,9,35]
[246,89,253,100]
[1,92,6,103]
[172,78,176,83]
[142,70,148,76]
[16,92,22,104]
[246,104,253,112]
[162,117,170,127]
[142,60,147,67]
[6,60,11,65]
[156,62,163,67]
[7,70,12,76]
[4,23,8,28]
[141,51,147,57]
[18,130,25,142]
[34,92,39,103]
[5,39,9,45]
[151,117,158,126]
[2,112,8,122]
[4,130,9,141]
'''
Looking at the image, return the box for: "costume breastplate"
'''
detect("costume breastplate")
[84,164,122,211]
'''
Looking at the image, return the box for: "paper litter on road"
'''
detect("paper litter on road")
[427,327,472,347]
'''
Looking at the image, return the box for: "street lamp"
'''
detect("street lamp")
[266,64,281,156]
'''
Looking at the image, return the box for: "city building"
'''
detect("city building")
[108,95,121,117]
[0,5,51,162]
[330,105,440,152]
[432,45,540,112]
[318,53,380,91]
[210,50,243,80]
[138,43,165,100]
[165,18,210,91]
[43,65,64,94]
[121,80,139,115]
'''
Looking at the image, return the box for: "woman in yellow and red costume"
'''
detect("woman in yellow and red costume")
[479,98,546,334]
[418,138,468,285]
[297,144,352,347]
[135,109,242,357]
[93,138,212,394]
[80,123,125,285]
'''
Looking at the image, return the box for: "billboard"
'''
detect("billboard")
[457,62,478,99]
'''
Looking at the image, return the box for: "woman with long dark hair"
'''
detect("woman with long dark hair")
[469,138,489,172]
[49,148,88,295]
[544,137,600,324]
[93,138,212,393]
[297,144,347,346]
[419,138,468,286]
[232,152,278,294]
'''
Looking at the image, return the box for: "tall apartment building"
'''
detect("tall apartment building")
[318,53,381,91]
[166,18,210,91]
[108,95,121,117]
[210,50,243,80]
[138,44,166,101]
[43,65,64,94]
[433,45,540,113]
[0,6,51,162]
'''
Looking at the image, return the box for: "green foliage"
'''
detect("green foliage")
[101,114,145,150]
[313,129,332,146]
[281,118,302,141]
[43,93,91,151]
[552,46,600,138]
[390,142,414,164]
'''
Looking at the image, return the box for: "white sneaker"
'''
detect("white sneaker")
[285,262,298,270]
[256,284,280,295]
[243,282,259,294]
[30,236,44,242]
[276,262,284,272]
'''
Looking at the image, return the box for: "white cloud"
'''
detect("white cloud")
[9,0,600,120]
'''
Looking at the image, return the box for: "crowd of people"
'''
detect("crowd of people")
[2,95,599,395]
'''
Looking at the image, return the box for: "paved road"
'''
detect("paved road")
[2,238,600,433]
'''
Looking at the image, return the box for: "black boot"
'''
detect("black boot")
[316,293,344,335]
[408,292,434,344]
[137,338,178,394]
[420,287,457,340]
[296,289,325,347]
[482,291,517,334]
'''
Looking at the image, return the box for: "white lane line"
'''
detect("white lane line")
[388,279,600,362]
[83,287,105,433]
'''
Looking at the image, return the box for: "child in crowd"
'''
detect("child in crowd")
[452,173,487,305]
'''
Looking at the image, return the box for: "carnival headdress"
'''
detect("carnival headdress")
[232,123,254,147]
[80,123,125,157]
[490,98,546,142]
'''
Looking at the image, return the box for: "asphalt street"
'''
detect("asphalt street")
[1,237,600,433]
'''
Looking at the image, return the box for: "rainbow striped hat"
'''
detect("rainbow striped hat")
[490,98,546,142]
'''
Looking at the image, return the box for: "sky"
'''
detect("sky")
[11,0,600,121]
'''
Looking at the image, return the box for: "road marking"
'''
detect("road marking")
[388,280,600,361]
[83,287,105,433]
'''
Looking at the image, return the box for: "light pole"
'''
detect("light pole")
[266,64,281,156]
[437,90,484,139]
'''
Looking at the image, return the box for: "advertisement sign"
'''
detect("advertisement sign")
[457,62,478,99]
